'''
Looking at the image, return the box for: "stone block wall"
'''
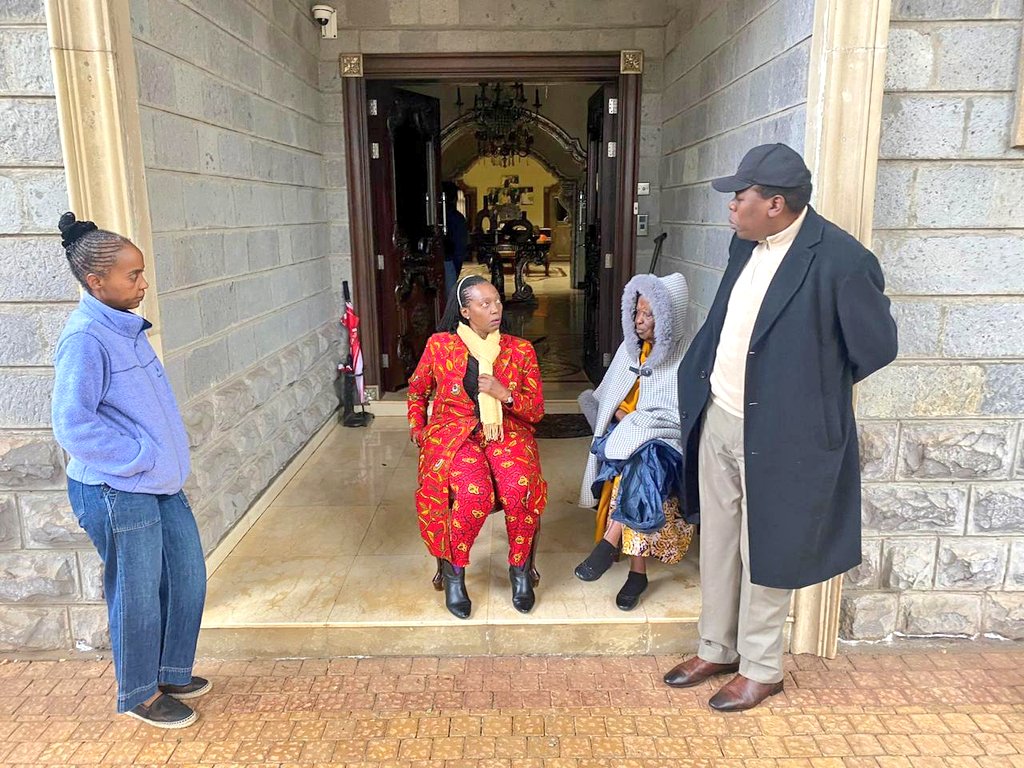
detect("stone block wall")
[318,0,673,286]
[0,2,93,652]
[657,0,814,334]
[843,1,1024,640]
[130,0,339,562]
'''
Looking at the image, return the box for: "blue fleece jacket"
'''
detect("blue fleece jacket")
[52,292,191,495]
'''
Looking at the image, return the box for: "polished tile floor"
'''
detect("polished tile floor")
[203,417,702,634]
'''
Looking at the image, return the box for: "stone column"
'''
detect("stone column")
[45,0,163,355]
[793,0,894,657]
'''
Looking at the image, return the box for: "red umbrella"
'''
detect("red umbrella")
[339,281,365,405]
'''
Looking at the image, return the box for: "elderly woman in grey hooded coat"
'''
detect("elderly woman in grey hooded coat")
[574,273,696,610]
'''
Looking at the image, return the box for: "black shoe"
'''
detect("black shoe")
[126,694,197,729]
[509,564,536,613]
[615,571,648,611]
[441,559,471,619]
[574,539,617,582]
[159,677,212,700]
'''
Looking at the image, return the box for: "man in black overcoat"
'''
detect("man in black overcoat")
[663,144,898,711]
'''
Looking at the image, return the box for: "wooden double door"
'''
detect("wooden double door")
[348,55,641,394]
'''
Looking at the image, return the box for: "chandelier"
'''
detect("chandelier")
[456,83,542,167]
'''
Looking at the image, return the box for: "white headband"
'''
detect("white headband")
[456,275,471,307]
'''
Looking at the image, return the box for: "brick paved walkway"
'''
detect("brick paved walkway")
[1,645,1022,767]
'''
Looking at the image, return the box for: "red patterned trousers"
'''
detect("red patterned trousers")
[447,430,539,568]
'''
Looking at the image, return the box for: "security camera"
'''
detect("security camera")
[311,5,337,38]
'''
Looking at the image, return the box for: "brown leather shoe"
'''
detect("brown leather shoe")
[708,674,784,712]
[662,656,740,688]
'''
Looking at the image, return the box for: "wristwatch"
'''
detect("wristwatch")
[504,392,514,406]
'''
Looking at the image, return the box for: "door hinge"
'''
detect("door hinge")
[608,98,618,114]
[604,253,613,269]
[368,98,378,116]
[371,142,380,159]
[607,141,617,158]
[602,352,611,367]
[382,353,390,368]
[376,253,384,270]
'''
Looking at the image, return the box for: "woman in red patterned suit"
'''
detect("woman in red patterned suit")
[408,275,547,619]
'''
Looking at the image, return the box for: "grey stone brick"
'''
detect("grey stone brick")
[78,550,103,602]
[971,484,1024,534]
[898,423,1014,480]
[880,95,965,159]
[935,538,1007,590]
[0,369,52,427]
[884,27,933,91]
[889,301,941,358]
[915,164,1024,229]
[0,1,46,22]
[0,432,64,490]
[0,237,79,302]
[146,172,185,232]
[872,164,915,229]
[893,0,1024,20]
[882,537,937,590]
[152,111,199,171]
[899,592,981,636]
[845,539,882,589]
[840,592,897,641]
[859,422,899,481]
[0,308,46,366]
[981,365,1024,416]
[69,606,109,651]
[1006,540,1024,590]
[19,492,88,548]
[862,484,968,534]
[226,324,259,375]
[198,282,238,336]
[858,364,984,420]
[0,28,52,94]
[16,170,69,234]
[185,336,231,397]
[181,396,215,450]
[874,231,1024,295]
[183,177,234,229]
[159,292,204,352]
[0,100,61,165]
[964,95,1024,158]
[222,231,249,279]
[0,495,19,549]
[934,23,1020,91]
[984,593,1024,639]
[0,551,77,602]
[134,45,176,109]
[943,302,1024,359]
[212,379,258,432]
[0,606,69,652]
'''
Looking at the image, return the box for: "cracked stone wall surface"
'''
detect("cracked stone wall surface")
[843,0,1024,642]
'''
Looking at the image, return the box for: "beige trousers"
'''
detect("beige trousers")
[696,398,793,684]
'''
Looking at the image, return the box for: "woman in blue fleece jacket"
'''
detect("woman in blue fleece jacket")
[51,212,208,730]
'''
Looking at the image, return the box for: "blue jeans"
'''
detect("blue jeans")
[68,479,206,712]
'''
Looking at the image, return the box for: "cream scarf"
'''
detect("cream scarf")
[456,322,503,442]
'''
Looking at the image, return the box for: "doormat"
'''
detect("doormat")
[534,413,593,440]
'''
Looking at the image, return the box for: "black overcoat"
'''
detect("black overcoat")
[677,206,898,589]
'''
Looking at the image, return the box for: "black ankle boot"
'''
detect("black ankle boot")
[509,564,536,613]
[615,570,648,611]
[574,539,617,582]
[441,560,471,619]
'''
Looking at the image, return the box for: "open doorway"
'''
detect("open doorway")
[342,54,642,404]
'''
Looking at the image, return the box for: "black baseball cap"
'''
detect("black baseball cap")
[711,143,812,193]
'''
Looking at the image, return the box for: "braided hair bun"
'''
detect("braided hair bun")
[58,211,98,250]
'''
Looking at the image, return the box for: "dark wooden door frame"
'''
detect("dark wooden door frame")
[342,52,641,391]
